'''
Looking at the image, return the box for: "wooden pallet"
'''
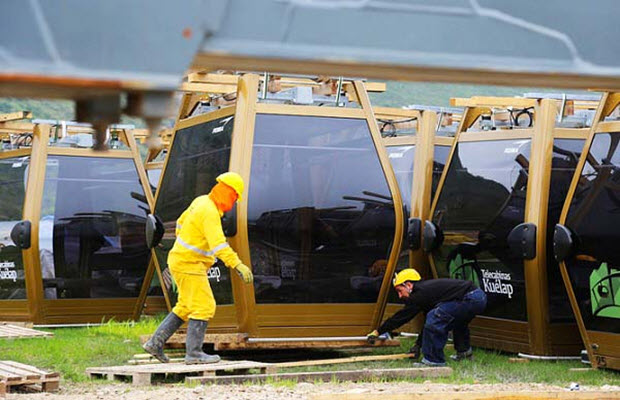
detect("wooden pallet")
[0,324,53,340]
[0,361,59,393]
[86,360,275,386]
[128,352,186,365]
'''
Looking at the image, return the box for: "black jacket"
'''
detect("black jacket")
[378,278,475,334]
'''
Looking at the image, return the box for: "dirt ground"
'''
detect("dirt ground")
[7,382,620,400]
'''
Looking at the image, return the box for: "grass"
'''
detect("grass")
[0,319,617,386]
[0,318,160,382]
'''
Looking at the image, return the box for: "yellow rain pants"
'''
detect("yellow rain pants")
[170,266,216,321]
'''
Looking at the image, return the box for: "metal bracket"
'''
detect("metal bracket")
[407,217,422,250]
[553,224,576,263]
[10,220,31,249]
[145,214,164,249]
[507,222,537,260]
[423,221,444,253]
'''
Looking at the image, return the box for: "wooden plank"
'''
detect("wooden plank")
[272,353,415,369]
[187,72,240,85]
[41,380,59,392]
[193,52,620,91]
[311,392,620,400]
[132,352,185,360]
[140,332,398,351]
[0,379,5,398]
[0,325,53,339]
[0,362,42,378]
[216,339,401,351]
[179,82,238,94]
[0,111,32,122]
[186,366,452,385]
[128,357,185,365]
[451,96,537,109]
[139,333,247,346]
[0,325,49,336]
[0,322,33,328]
[131,373,151,386]
[0,361,56,377]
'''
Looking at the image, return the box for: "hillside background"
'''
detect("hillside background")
[0,81,587,123]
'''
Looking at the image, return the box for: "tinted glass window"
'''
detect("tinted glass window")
[432,145,451,199]
[386,145,415,296]
[0,157,29,300]
[565,132,620,332]
[248,114,395,304]
[546,139,585,322]
[39,156,149,299]
[153,117,235,305]
[432,139,531,321]
[146,168,161,195]
[387,145,415,210]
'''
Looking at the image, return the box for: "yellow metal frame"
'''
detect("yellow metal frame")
[557,91,620,369]
[428,96,594,355]
[147,74,405,336]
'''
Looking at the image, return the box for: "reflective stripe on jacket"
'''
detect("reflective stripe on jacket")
[168,195,241,274]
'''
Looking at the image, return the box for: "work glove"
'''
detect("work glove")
[366,329,379,344]
[366,330,391,344]
[234,263,253,284]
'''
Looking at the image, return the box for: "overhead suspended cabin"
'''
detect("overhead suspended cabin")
[554,91,620,370]
[422,94,600,356]
[377,105,458,330]
[0,113,161,323]
[144,72,404,337]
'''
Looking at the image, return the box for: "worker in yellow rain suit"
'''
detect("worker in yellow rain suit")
[143,172,253,364]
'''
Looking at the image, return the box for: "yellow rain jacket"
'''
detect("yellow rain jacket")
[168,194,241,321]
[169,195,241,273]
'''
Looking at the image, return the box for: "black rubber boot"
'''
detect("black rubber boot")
[184,319,221,364]
[143,312,184,363]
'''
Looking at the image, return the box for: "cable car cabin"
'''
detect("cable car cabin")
[144,72,403,337]
[0,115,159,324]
[424,95,600,356]
[555,92,620,370]
[377,106,458,331]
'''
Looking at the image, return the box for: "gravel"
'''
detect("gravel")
[6,382,620,400]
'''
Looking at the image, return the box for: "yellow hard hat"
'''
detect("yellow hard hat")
[393,268,421,287]
[216,172,244,201]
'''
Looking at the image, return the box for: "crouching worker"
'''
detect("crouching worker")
[367,269,486,366]
[143,172,254,364]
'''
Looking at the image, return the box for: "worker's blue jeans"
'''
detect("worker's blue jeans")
[422,288,487,364]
